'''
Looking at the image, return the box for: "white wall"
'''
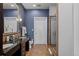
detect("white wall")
[74,4,79,56]
[58,3,74,56]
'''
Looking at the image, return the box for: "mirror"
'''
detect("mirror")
[3,3,20,50]
[3,3,19,33]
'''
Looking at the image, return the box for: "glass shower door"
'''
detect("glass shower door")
[50,17,56,46]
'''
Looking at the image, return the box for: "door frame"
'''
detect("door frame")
[47,4,59,56]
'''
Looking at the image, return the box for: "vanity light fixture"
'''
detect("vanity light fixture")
[11,4,14,7]
[20,18,22,21]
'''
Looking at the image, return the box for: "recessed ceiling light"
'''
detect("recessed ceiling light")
[11,4,14,7]
[33,4,36,7]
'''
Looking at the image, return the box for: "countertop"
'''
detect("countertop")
[3,41,21,54]
[3,36,29,56]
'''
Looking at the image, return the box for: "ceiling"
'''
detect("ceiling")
[3,3,17,9]
[3,3,57,9]
[22,3,57,9]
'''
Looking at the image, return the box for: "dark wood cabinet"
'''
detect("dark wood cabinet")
[3,43,21,56]
[0,3,3,56]
[25,40,29,51]
[12,44,21,56]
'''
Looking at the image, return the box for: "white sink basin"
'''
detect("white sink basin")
[3,43,13,49]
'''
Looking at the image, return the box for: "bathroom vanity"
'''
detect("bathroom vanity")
[3,42,21,56]
[20,37,29,55]
[2,32,29,56]
[3,32,21,56]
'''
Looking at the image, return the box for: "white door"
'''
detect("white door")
[34,17,47,44]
